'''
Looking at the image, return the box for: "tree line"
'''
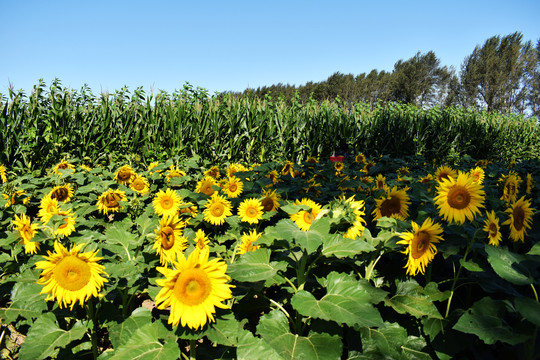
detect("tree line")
[235,32,540,117]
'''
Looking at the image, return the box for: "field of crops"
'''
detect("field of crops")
[1,152,539,359]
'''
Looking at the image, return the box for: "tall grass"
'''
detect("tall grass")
[1,79,539,171]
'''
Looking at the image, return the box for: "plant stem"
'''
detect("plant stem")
[189,339,196,360]
[86,299,99,360]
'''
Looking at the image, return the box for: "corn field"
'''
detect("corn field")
[1,79,539,172]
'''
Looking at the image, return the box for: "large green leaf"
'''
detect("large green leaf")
[453,297,529,345]
[19,313,88,360]
[485,245,532,285]
[228,248,287,283]
[270,218,329,254]
[321,234,375,258]
[107,307,153,350]
[205,312,245,347]
[256,309,342,360]
[384,280,445,319]
[514,296,540,327]
[237,330,283,360]
[291,272,384,328]
[2,275,47,323]
[103,222,139,261]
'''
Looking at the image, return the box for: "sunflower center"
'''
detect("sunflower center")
[202,185,214,196]
[161,197,173,210]
[118,171,131,181]
[211,203,224,217]
[380,196,401,217]
[246,206,258,218]
[447,186,471,210]
[160,226,176,250]
[132,179,145,191]
[229,183,237,192]
[52,188,69,202]
[505,183,516,196]
[104,194,120,208]
[22,225,33,240]
[54,255,92,291]
[488,222,498,237]
[173,268,211,306]
[411,231,430,259]
[472,173,480,182]
[303,211,313,225]
[513,207,525,231]
[261,198,274,212]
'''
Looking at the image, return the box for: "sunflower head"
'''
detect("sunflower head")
[204,166,221,179]
[372,186,411,221]
[0,164,7,183]
[238,198,264,224]
[221,176,244,198]
[435,165,457,183]
[12,213,39,244]
[130,175,150,195]
[114,165,136,185]
[499,172,522,204]
[97,189,127,215]
[52,161,75,176]
[49,184,74,203]
[502,196,535,243]
[260,189,281,212]
[238,230,262,255]
[153,214,187,265]
[196,176,217,197]
[166,165,187,182]
[483,210,502,246]
[355,152,366,164]
[290,198,322,231]
[153,188,182,217]
[469,167,485,184]
[203,194,233,226]
[39,195,60,223]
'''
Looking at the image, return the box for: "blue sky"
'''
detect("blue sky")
[1,0,539,96]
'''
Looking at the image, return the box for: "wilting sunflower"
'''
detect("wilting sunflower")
[483,210,502,246]
[114,165,136,185]
[154,249,234,330]
[434,172,485,224]
[153,214,187,265]
[49,184,74,203]
[195,176,217,197]
[237,230,262,255]
[166,165,187,182]
[221,176,244,198]
[153,188,182,217]
[203,194,233,226]
[54,210,77,238]
[38,195,60,223]
[129,174,150,195]
[372,186,411,221]
[0,164,7,183]
[96,189,127,215]
[396,218,444,276]
[502,196,535,243]
[204,166,221,180]
[290,198,322,231]
[36,242,108,310]
[341,196,367,239]
[435,165,457,183]
[238,198,264,224]
[355,152,367,164]
[12,213,40,253]
[260,189,281,212]
[469,167,485,184]
[499,172,522,204]
[52,160,75,175]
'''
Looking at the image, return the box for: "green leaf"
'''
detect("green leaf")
[514,296,540,326]
[527,242,540,256]
[321,234,375,258]
[228,248,287,283]
[205,312,245,347]
[272,218,329,254]
[19,313,88,360]
[291,272,384,328]
[237,330,283,360]
[384,279,444,319]
[104,223,138,261]
[453,297,529,345]
[107,307,153,350]
[485,245,532,285]
[459,258,484,272]
[257,309,342,360]
[3,278,47,323]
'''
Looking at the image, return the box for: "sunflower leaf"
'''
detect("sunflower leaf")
[237,330,283,360]
[3,272,47,323]
[321,234,375,258]
[485,245,532,285]
[291,272,384,328]
[228,248,288,283]
[256,309,342,360]
[384,279,444,319]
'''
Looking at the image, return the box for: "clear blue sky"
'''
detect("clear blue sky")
[1,0,539,96]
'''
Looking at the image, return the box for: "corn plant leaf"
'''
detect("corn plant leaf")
[291,272,384,328]
[256,309,342,360]
[485,245,533,285]
[18,313,88,360]
[321,234,375,258]
[384,280,445,319]
[228,248,287,283]
[453,297,529,345]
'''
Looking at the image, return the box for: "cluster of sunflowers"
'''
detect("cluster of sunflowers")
[1,153,538,333]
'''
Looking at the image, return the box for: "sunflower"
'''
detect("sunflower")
[374,174,386,190]
[226,163,248,178]
[114,165,136,185]
[290,198,322,231]
[179,202,199,218]
[435,165,457,183]
[49,184,74,203]
[341,196,367,239]
[153,188,182,217]
[475,159,492,168]
[306,156,319,164]
[204,166,221,180]
[281,161,294,177]
[260,189,281,212]
[154,249,234,330]
[434,172,485,224]
[153,214,187,265]
[238,230,262,255]
[483,210,502,246]
[397,166,410,175]
[130,174,150,195]
[419,173,434,185]
[364,160,376,173]
[469,167,485,184]
[52,160,75,175]
[0,164,7,183]
[39,195,60,223]
[96,189,127,215]
[334,161,345,173]
[79,164,92,172]
[193,176,216,197]
[55,210,77,239]
[148,161,161,175]
[502,196,535,243]
[3,190,25,208]
[372,186,411,221]
[355,152,366,164]
[238,198,264,224]
[221,176,244,198]
[499,172,522,203]
[266,170,280,186]
[203,194,233,226]
[12,213,39,244]
[166,165,187,182]
[396,218,444,276]
[36,242,108,310]
[194,229,210,253]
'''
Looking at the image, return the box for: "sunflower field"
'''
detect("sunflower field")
[0,151,539,359]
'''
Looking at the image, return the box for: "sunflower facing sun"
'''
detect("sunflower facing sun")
[153,188,182,217]
[96,189,127,215]
[237,198,264,224]
[290,198,322,231]
[372,186,411,221]
[153,214,188,265]
[502,196,535,243]
[483,210,502,246]
[203,194,233,226]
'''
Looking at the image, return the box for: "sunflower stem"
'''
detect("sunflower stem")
[189,339,196,360]
[531,284,538,302]
[86,298,99,360]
